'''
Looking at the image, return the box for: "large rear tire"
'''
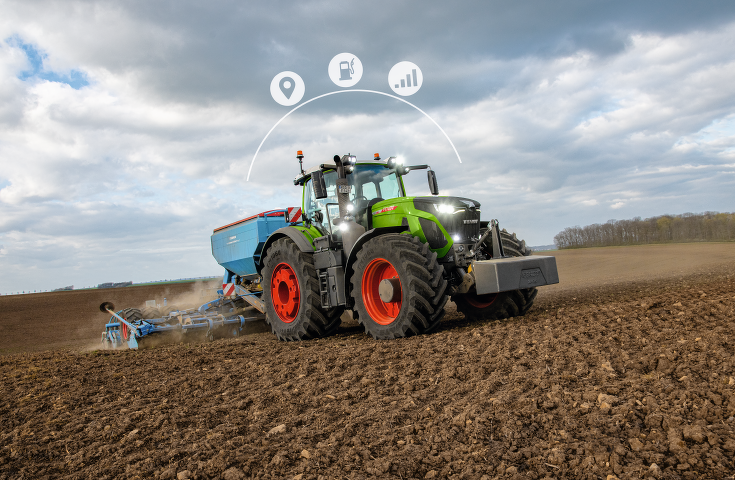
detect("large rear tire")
[352,234,448,339]
[262,238,343,340]
[453,229,538,321]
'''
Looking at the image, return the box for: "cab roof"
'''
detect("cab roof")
[293,160,391,185]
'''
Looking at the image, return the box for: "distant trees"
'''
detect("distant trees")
[554,212,735,249]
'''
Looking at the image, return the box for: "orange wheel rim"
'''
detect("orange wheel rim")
[465,292,498,309]
[362,258,402,325]
[271,262,300,323]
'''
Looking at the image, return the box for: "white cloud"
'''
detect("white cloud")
[2,2,735,292]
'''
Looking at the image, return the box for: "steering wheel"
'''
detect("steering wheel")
[352,196,369,224]
[353,196,369,211]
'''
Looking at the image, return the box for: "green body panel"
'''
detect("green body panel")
[290,224,321,249]
[369,197,454,258]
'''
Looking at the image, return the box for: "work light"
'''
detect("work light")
[341,154,357,166]
[436,204,455,214]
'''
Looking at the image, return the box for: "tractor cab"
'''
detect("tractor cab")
[302,163,405,234]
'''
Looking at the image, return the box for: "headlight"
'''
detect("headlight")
[436,204,455,214]
[339,223,349,232]
[452,234,461,242]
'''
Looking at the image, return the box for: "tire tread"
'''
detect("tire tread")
[263,238,343,341]
[352,234,448,339]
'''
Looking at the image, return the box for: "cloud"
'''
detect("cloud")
[2,1,735,292]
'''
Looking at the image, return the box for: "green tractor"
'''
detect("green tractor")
[256,152,558,340]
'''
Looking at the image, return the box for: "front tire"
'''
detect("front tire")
[352,234,448,339]
[453,229,538,321]
[262,238,343,340]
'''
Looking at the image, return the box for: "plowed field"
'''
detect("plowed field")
[1,243,735,479]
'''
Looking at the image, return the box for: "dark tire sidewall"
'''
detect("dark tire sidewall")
[352,235,437,339]
[454,230,537,321]
[454,290,511,321]
[262,239,309,339]
[354,245,407,338]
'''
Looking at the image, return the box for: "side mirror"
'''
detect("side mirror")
[311,171,328,199]
[427,169,439,196]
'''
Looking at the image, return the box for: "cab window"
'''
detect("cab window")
[303,164,404,232]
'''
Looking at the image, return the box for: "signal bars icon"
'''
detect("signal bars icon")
[395,69,418,89]
[388,61,423,96]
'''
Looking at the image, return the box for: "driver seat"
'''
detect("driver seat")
[364,197,384,230]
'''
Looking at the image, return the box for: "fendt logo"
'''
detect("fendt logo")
[463,219,478,224]
[373,206,397,215]
[521,269,542,278]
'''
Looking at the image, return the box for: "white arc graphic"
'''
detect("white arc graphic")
[247,90,461,181]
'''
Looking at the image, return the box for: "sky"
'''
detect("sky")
[1,0,735,293]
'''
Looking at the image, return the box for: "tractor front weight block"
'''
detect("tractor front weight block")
[470,256,559,295]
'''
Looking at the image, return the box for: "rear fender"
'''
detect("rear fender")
[257,226,316,274]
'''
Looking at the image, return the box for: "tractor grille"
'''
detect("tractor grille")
[439,209,481,242]
[413,197,482,244]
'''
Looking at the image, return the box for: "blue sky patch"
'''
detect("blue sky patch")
[8,35,89,89]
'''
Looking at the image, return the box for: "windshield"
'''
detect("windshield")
[304,164,404,234]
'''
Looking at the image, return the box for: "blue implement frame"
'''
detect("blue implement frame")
[101,294,265,350]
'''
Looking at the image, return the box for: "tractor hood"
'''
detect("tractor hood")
[413,196,481,213]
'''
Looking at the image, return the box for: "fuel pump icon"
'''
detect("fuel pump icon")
[339,58,355,81]
[328,53,362,87]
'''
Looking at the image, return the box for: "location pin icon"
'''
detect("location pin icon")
[279,76,295,99]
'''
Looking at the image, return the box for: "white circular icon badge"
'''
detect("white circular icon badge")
[270,71,305,106]
[388,61,423,96]
[328,53,363,88]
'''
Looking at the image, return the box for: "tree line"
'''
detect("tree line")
[554,212,735,249]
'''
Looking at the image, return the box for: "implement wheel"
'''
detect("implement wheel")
[262,237,343,340]
[117,308,142,341]
[141,306,161,319]
[453,230,538,321]
[352,234,448,339]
